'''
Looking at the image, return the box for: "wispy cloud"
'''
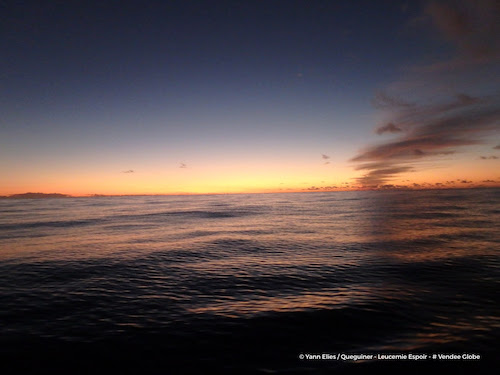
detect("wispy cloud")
[412,0,500,72]
[354,94,497,163]
[354,164,413,187]
[425,0,500,63]
[351,1,500,187]
[321,154,330,160]
[122,170,135,173]
[372,91,414,109]
[353,93,499,186]
[480,155,499,160]
[376,123,402,135]
[304,185,338,191]
[179,163,187,169]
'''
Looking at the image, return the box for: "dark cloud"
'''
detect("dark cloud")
[455,93,479,105]
[372,91,414,109]
[482,179,496,183]
[122,170,135,173]
[426,2,469,42]
[370,184,410,190]
[425,0,500,62]
[480,155,499,159]
[321,154,330,160]
[179,163,187,169]
[353,94,497,161]
[354,164,413,187]
[460,180,472,183]
[376,123,403,135]
[352,93,499,186]
[357,93,498,186]
[494,144,500,150]
[304,185,338,191]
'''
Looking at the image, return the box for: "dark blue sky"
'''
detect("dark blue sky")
[3,1,426,108]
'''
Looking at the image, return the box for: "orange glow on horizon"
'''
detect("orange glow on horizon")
[1,177,498,197]
[1,156,498,197]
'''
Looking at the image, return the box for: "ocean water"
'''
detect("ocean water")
[0,189,499,374]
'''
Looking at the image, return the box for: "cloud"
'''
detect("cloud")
[480,155,499,159]
[410,0,500,74]
[425,0,500,62]
[460,180,472,183]
[321,154,330,160]
[494,144,500,150]
[354,164,413,187]
[304,185,338,191]
[376,123,403,135]
[122,170,135,173]
[179,163,187,169]
[482,179,496,183]
[352,93,499,186]
[351,1,500,188]
[372,91,414,109]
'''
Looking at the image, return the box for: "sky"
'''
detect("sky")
[1,0,499,196]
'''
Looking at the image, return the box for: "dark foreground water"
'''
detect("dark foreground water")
[1,189,499,374]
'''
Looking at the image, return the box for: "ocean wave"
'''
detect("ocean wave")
[0,219,103,231]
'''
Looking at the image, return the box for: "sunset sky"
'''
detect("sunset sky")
[1,0,499,196]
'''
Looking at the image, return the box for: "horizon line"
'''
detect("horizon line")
[2,185,499,199]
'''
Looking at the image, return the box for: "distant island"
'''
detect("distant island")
[4,192,72,199]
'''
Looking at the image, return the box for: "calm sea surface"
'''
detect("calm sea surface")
[1,189,499,373]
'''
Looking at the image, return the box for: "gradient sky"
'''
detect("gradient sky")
[1,0,499,195]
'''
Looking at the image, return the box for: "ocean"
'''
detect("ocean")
[1,189,499,374]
